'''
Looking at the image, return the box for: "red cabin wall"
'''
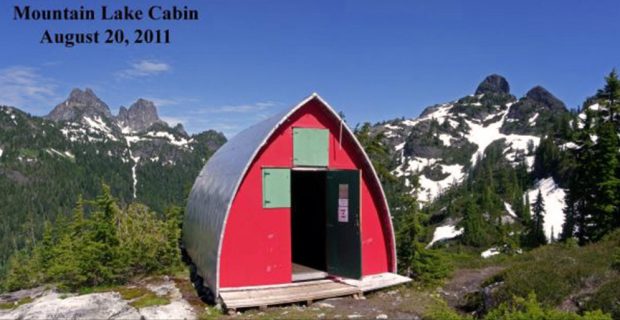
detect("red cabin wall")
[219,100,394,288]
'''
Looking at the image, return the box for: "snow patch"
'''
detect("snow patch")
[465,105,539,167]
[561,142,578,150]
[417,164,464,202]
[438,134,452,146]
[0,148,3,158]
[394,142,406,151]
[481,247,501,258]
[527,177,566,241]
[528,113,539,126]
[504,202,517,218]
[427,224,463,248]
[145,131,189,147]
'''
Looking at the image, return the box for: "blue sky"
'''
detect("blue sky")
[1,0,618,137]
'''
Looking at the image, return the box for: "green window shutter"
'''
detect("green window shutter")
[262,168,291,208]
[293,128,329,167]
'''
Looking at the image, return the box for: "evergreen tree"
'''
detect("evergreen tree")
[597,69,620,122]
[461,197,487,246]
[525,190,547,248]
[589,122,620,240]
[522,193,532,223]
[560,192,577,241]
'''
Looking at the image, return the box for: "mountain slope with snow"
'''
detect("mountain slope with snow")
[376,75,561,204]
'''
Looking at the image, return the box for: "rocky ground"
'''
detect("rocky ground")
[0,277,195,320]
[0,266,505,320]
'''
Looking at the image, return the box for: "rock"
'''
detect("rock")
[173,123,188,136]
[117,99,165,132]
[0,291,140,320]
[376,314,389,319]
[316,302,335,308]
[0,282,197,320]
[146,282,175,297]
[524,86,566,112]
[139,300,195,320]
[47,88,112,122]
[475,74,510,95]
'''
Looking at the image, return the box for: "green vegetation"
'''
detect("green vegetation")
[356,123,452,284]
[1,184,183,292]
[129,291,171,309]
[561,69,620,244]
[0,296,34,310]
[478,230,620,317]
[0,107,225,277]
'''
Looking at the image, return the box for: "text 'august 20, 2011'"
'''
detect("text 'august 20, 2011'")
[12,4,201,48]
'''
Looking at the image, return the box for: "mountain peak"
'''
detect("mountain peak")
[475,74,510,95]
[46,88,112,122]
[116,98,164,132]
[525,86,566,111]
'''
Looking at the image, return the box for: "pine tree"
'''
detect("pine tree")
[461,197,487,246]
[589,122,620,240]
[560,191,577,241]
[522,193,532,223]
[598,69,620,122]
[525,190,547,248]
[83,184,124,286]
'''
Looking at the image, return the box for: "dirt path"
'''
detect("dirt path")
[440,266,504,309]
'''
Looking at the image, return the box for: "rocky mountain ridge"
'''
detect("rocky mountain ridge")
[372,74,572,241]
[0,91,226,271]
[47,88,183,135]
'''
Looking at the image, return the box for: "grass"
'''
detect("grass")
[76,282,170,310]
[116,286,150,300]
[0,296,34,310]
[129,291,170,309]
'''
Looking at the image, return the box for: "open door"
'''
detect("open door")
[326,170,362,279]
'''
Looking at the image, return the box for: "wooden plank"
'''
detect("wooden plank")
[292,263,328,282]
[219,273,411,309]
[220,280,360,309]
[339,272,411,292]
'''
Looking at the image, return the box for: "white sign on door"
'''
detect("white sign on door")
[338,206,349,223]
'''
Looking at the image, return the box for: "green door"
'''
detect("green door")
[326,170,362,279]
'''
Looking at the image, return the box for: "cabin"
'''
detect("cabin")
[184,93,410,310]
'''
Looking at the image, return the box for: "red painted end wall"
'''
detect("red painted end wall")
[219,99,394,288]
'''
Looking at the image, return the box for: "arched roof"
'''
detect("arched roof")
[184,93,395,296]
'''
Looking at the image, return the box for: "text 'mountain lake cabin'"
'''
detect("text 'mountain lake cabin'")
[183,94,411,310]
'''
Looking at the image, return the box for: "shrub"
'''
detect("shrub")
[485,293,611,320]
[583,279,620,320]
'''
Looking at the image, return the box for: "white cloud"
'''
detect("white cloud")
[160,116,187,126]
[118,60,171,78]
[0,66,58,112]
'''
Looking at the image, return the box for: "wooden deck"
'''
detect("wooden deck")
[219,272,411,310]
[292,263,328,282]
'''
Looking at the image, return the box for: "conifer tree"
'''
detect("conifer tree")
[525,190,547,248]
[522,193,532,223]
[461,197,486,246]
[589,122,620,240]
[598,69,620,121]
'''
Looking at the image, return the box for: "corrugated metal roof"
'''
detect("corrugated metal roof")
[184,93,395,297]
